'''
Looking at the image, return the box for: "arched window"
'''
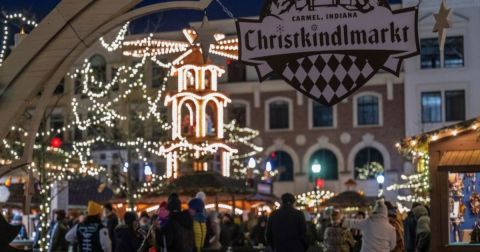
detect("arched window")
[266,151,294,181]
[356,94,381,126]
[309,149,338,181]
[267,99,291,130]
[354,147,384,180]
[89,54,107,82]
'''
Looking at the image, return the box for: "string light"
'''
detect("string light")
[0,13,38,66]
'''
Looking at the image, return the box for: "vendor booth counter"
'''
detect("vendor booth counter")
[427,119,480,251]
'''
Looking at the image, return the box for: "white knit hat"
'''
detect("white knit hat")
[373,199,388,217]
[195,191,206,202]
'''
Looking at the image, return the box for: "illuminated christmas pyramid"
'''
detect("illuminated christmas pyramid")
[123,16,239,179]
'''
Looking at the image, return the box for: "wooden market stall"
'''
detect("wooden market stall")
[403,118,480,251]
[111,172,267,216]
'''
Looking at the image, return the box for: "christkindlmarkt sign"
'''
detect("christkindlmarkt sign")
[236,0,419,106]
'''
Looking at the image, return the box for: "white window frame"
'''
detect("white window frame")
[308,99,337,130]
[230,99,251,127]
[353,92,383,128]
[418,83,468,127]
[265,97,293,132]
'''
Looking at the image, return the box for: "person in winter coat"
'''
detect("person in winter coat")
[114,212,143,252]
[249,216,267,246]
[323,210,355,252]
[304,212,321,252]
[404,202,421,252]
[413,205,430,252]
[343,199,396,252]
[10,215,28,239]
[266,193,307,252]
[206,211,222,250]
[103,203,119,250]
[351,211,365,252]
[188,198,208,252]
[385,201,405,252]
[220,213,242,248]
[49,209,69,252]
[156,193,194,252]
[65,201,112,252]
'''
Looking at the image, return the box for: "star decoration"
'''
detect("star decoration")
[122,16,239,66]
[194,15,218,63]
[433,0,452,51]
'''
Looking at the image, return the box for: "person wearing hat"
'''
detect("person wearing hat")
[65,201,112,252]
[188,197,207,252]
[412,204,430,252]
[343,199,396,252]
[323,210,355,252]
[266,193,307,252]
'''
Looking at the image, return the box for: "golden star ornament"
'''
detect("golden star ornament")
[433,0,452,51]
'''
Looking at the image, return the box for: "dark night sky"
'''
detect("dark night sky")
[1,0,403,32]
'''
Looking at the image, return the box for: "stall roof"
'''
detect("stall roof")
[439,150,480,167]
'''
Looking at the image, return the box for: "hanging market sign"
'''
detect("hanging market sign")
[236,0,419,106]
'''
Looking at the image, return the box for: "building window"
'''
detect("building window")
[267,151,294,182]
[354,147,384,180]
[100,153,107,160]
[421,90,465,123]
[309,149,338,181]
[312,102,333,128]
[227,60,246,82]
[268,99,291,130]
[356,95,380,126]
[152,65,167,88]
[50,114,64,139]
[89,55,107,82]
[421,92,442,123]
[54,78,65,95]
[445,90,465,122]
[229,103,248,127]
[420,36,464,69]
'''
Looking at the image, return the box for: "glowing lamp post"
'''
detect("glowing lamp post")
[266,161,272,172]
[144,164,153,182]
[312,163,321,191]
[376,174,385,195]
[248,157,256,169]
[312,163,321,174]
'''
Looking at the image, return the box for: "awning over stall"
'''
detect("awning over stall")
[439,150,480,167]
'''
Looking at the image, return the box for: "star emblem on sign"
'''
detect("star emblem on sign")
[433,0,453,51]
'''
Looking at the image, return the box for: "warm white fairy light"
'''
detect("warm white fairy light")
[0,13,38,66]
[100,22,130,52]
[296,190,335,210]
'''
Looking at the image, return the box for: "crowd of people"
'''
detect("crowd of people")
[6,192,431,252]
